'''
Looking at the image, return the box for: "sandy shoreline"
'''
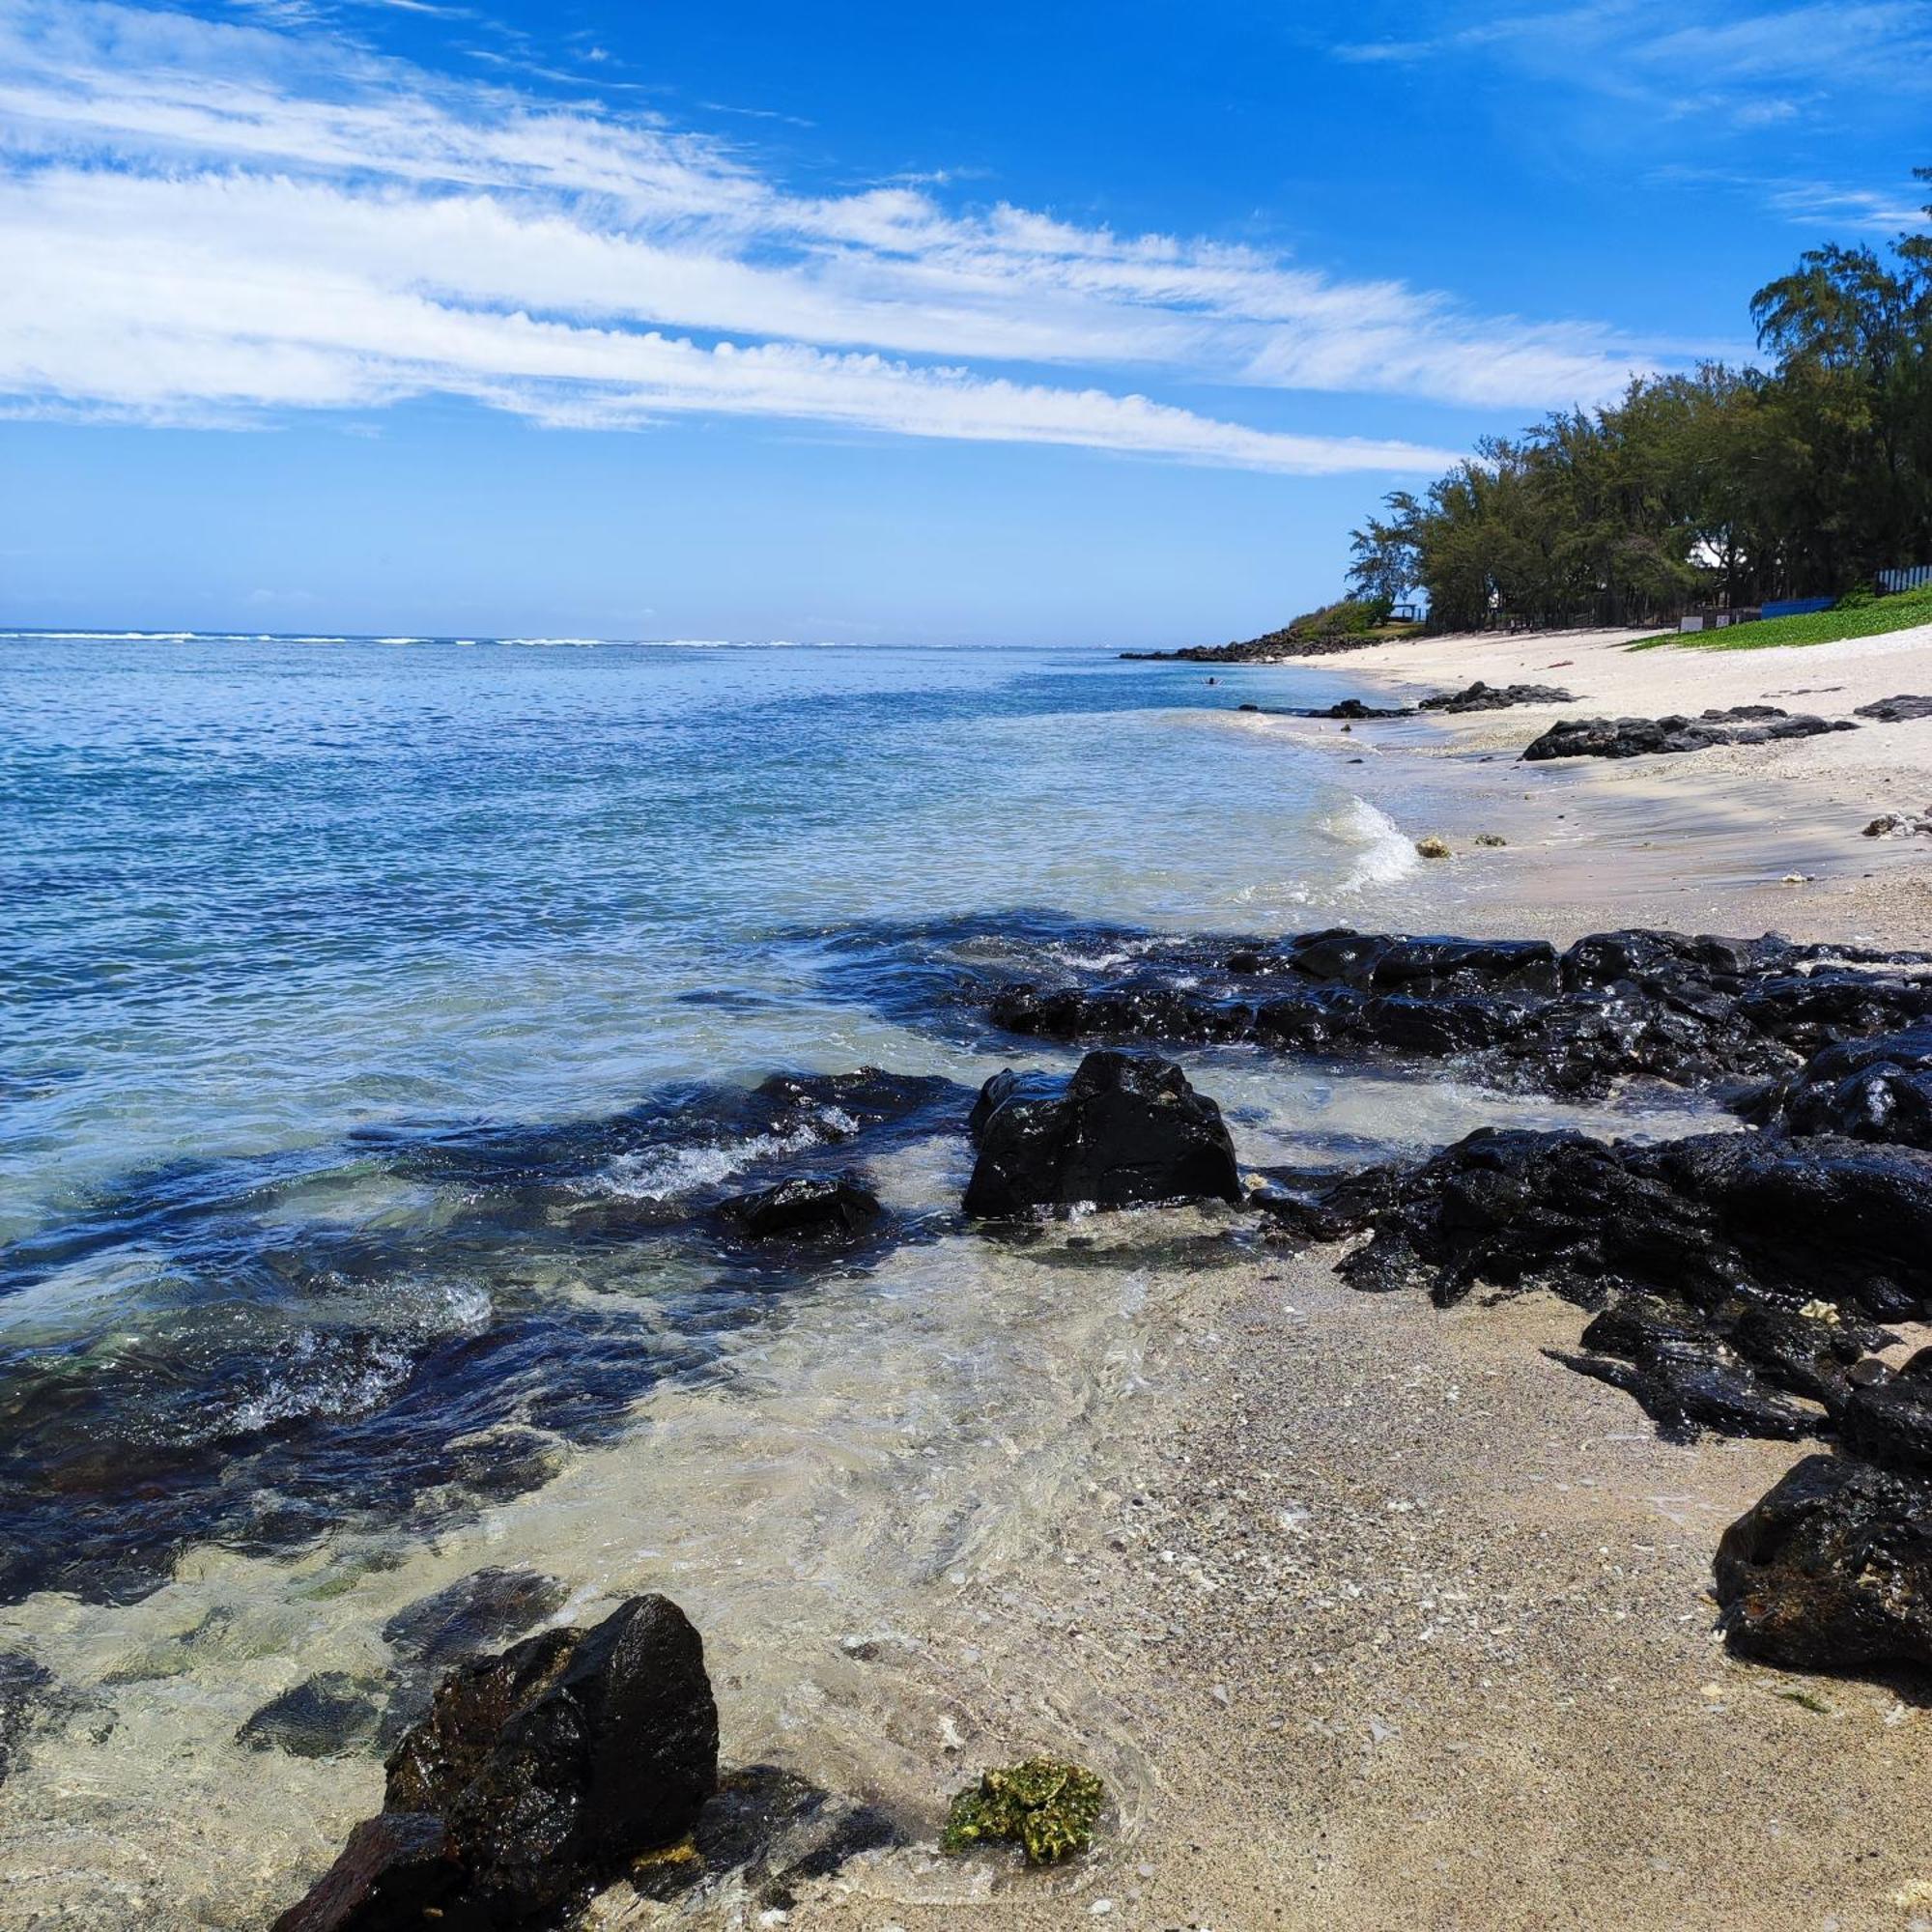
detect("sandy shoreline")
[744,625,1932,1932]
[1263,618,1932,948]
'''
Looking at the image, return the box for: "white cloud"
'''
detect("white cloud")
[0,0,1668,469]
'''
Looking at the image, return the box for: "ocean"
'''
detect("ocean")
[0,634,1717,1923]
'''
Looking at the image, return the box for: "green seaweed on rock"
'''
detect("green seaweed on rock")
[941,1758,1106,1864]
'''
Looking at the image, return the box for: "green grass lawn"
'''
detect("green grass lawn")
[1632,583,1932,651]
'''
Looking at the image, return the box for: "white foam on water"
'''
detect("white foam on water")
[213,1333,420,1437]
[1330,795,1419,893]
[590,1110,858,1202]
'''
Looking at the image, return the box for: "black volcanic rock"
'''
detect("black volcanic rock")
[270,1813,459,1932]
[1555,1293,1829,1440]
[1839,1350,1932,1472]
[1521,707,1857,760]
[1256,1122,1932,1444]
[964,1050,1240,1219]
[1854,694,1932,723]
[1742,1022,1932,1150]
[717,1172,883,1241]
[1716,1455,1932,1674]
[1120,630,1386,663]
[274,1595,719,1931]
[969,923,1932,1100]
[1418,680,1574,713]
[1293,696,1413,720]
[1552,1341,1819,1441]
[1323,1126,1932,1326]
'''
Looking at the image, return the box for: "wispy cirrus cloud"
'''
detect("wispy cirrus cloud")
[1335,2,1932,106]
[0,0,1668,471]
[1652,163,1929,232]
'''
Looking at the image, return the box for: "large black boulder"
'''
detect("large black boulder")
[1715,1454,1932,1674]
[274,1595,719,1930]
[963,1050,1240,1219]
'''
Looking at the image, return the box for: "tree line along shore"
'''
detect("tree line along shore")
[1158,169,1932,659]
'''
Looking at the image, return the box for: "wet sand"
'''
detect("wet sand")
[765,1269,1932,1932]
[721,626,1932,1932]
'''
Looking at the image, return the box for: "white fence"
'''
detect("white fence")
[1879,564,1932,594]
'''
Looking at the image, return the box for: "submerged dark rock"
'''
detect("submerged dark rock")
[1520,707,1857,761]
[383,1568,570,1672]
[1716,1455,1932,1675]
[964,1050,1240,1219]
[1418,680,1575,713]
[276,1594,719,1931]
[716,1172,883,1241]
[630,1764,901,1910]
[240,1673,386,1760]
[0,1650,108,1785]
[1854,694,1932,723]
[0,1065,971,1610]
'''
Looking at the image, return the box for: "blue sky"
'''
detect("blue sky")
[1,0,1927,643]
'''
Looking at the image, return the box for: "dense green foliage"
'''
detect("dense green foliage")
[1349,173,1932,633]
[1285,593,1395,639]
[1634,580,1932,651]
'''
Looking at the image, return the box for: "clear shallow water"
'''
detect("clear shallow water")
[0,635,1725,1925]
[4,635,1429,1231]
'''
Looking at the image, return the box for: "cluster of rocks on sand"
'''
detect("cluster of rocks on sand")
[951,927,1932,1681]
